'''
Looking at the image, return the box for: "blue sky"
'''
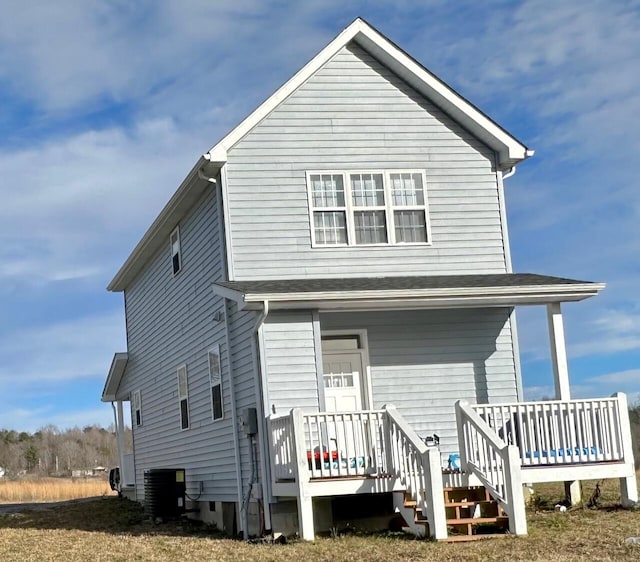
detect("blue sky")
[1,0,639,431]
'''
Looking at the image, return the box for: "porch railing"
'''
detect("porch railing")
[472,394,629,466]
[269,406,447,539]
[455,400,527,536]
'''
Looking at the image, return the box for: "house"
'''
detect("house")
[102,18,638,540]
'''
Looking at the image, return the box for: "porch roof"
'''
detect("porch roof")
[102,352,128,402]
[213,273,605,311]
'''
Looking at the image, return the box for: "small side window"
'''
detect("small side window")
[170,227,181,275]
[132,390,142,427]
[177,365,189,430]
[208,345,223,421]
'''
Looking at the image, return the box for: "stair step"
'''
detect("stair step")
[444,533,510,543]
[447,516,508,525]
[445,499,496,508]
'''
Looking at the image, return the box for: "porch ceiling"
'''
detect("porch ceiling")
[212,273,605,311]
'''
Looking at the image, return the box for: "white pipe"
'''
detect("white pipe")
[502,166,516,181]
[197,168,217,184]
[250,300,272,533]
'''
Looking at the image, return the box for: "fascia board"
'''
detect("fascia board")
[207,20,366,158]
[353,27,529,168]
[108,156,214,291]
[206,18,529,168]
[239,283,605,306]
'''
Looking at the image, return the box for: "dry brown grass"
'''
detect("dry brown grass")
[0,475,638,561]
[0,478,115,503]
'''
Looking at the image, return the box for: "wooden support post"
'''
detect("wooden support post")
[291,408,315,540]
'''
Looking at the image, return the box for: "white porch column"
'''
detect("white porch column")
[116,401,126,477]
[547,302,570,401]
[547,303,581,504]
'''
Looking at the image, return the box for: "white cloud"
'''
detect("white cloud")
[0,405,114,433]
[0,311,126,385]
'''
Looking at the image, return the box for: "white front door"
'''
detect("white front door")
[321,350,368,465]
[322,352,364,412]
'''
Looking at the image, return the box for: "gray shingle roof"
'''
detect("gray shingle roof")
[216,273,597,296]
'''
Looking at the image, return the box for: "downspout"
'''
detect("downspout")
[498,164,524,401]
[249,300,273,535]
[208,170,245,531]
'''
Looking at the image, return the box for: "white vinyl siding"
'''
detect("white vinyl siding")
[170,227,182,275]
[226,42,506,279]
[208,345,223,421]
[177,365,189,430]
[307,170,430,247]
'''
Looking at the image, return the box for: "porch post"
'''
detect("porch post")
[116,401,126,479]
[546,303,570,400]
[547,303,581,504]
[291,408,315,540]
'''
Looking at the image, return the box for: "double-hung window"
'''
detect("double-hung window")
[208,345,223,421]
[307,170,430,246]
[177,365,189,430]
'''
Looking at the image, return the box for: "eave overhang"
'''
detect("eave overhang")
[213,274,604,312]
[102,352,129,402]
[107,157,221,292]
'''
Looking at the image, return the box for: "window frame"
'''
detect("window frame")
[208,345,224,422]
[177,364,190,431]
[306,170,432,248]
[170,226,182,276]
[132,390,142,428]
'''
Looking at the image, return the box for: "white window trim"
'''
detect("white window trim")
[177,364,189,431]
[170,226,182,276]
[306,169,432,248]
[208,345,224,422]
[132,390,142,427]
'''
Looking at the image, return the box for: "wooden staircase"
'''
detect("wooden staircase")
[401,485,510,542]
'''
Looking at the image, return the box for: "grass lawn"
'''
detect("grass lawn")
[0,477,638,561]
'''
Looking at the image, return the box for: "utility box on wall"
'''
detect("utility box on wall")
[240,407,258,436]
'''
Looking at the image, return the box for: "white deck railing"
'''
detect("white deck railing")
[472,395,628,466]
[455,400,527,536]
[269,406,447,539]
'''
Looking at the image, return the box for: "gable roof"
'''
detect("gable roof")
[213,274,604,311]
[108,17,532,292]
[206,17,532,168]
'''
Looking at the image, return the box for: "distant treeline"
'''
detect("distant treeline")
[0,425,124,477]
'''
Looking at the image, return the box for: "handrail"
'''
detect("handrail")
[385,404,447,540]
[455,400,527,536]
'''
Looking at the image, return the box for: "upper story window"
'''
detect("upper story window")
[208,345,223,421]
[170,227,182,275]
[177,365,189,430]
[132,390,142,427]
[307,170,431,247]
